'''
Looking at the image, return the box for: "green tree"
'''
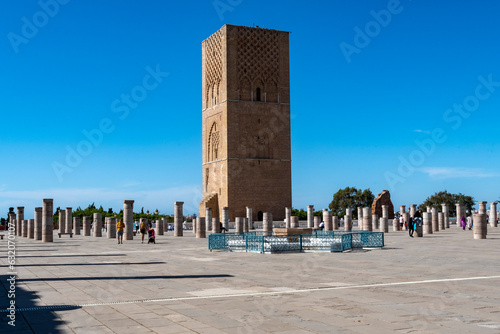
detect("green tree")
[328,187,374,218]
[419,191,475,217]
[291,208,307,220]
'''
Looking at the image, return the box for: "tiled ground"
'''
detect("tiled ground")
[1,224,499,333]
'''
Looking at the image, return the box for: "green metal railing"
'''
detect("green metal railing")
[208,230,384,253]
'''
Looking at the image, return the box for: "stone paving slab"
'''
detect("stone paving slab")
[1,226,500,333]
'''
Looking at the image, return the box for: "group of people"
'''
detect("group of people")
[115,220,156,244]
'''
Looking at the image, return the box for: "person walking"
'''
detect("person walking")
[408,216,414,237]
[140,219,147,243]
[461,215,467,230]
[116,220,125,244]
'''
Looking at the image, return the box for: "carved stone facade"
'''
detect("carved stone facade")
[200,24,291,221]
[372,190,395,219]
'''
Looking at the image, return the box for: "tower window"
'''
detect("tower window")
[256,88,261,101]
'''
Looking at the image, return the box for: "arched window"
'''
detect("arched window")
[256,87,261,101]
[208,122,220,161]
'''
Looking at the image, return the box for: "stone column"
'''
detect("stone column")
[205,208,212,233]
[332,216,339,230]
[42,199,53,242]
[196,217,206,238]
[382,205,389,219]
[455,203,462,227]
[106,217,116,238]
[21,220,27,237]
[323,209,332,231]
[380,217,389,233]
[243,218,249,233]
[59,209,66,234]
[357,207,363,230]
[191,217,196,234]
[290,216,299,228]
[478,201,487,215]
[392,218,399,231]
[423,212,432,234]
[441,203,449,229]
[246,207,254,230]
[17,207,24,237]
[212,217,220,233]
[431,207,439,232]
[221,207,229,230]
[27,219,34,238]
[307,205,314,228]
[93,213,102,237]
[346,208,352,218]
[263,213,273,232]
[438,212,444,230]
[174,201,184,237]
[82,216,91,236]
[123,200,134,240]
[235,217,244,234]
[344,215,352,231]
[372,214,379,230]
[363,207,372,231]
[156,219,164,235]
[426,206,432,213]
[285,207,291,228]
[473,213,487,239]
[34,207,42,240]
[490,202,498,227]
[65,207,72,234]
[410,204,417,218]
[313,216,320,229]
[400,205,406,215]
[74,217,81,235]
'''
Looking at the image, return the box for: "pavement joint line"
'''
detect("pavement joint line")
[3,275,500,313]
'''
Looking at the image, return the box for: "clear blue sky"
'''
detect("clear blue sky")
[1,0,499,216]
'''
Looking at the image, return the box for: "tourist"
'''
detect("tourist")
[140,220,147,243]
[408,216,414,237]
[467,216,473,230]
[116,220,125,244]
[220,222,226,233]
[319,221,324,230]
[183,221,187,230]
[399,215,404,230]
[461,215,466,230]
[135,221,139,233]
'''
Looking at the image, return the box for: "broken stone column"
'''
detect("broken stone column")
[380,217,389,233]
[206,208,212,233]
[490,202,497,227]
[426,206,432,213]
[106,217,116,238]
[363,208,372,231]
[307,205,314,228]
[357,207,363,230]
[441,203,449,229]
[333,216,339,230]
[65,207,73,234]
[263,212,273,232]
[82,216,91,236]
[473,213,487,239]
[372,214,379,230]
[314,216,320,229]
[235,217,244,234]
[34,207,42,240]
[196,217,206,238]
[243,218,249,233]
[456,203,462,227]
[290,216,299,228]
[382,205,389,219]
[212,217,220,233]
[28,219,34,238]
[17,207,24,237]
[222,206,229,230]
[410,204,417,218]
[478,201,487,214]
[423,212,432,234]
[74,217,81,235]
[156,219,164,235]
[392,218,399,231]
[438,212,444,230]
[323,209,332,231]
[42,199,53,242]
[123,200,134,240]
[174,201,184,237]
[400,205,406,215]
[432,207,439,232]
[246,207,254,230]
[191,217,196,234]
[285,207,291,228]
[21,220,27,237]
[93,213,102,237]
[59,209,66,234]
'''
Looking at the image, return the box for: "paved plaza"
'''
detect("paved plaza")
[1,226,500,333]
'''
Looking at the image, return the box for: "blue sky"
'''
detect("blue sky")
[1,0,499,216]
